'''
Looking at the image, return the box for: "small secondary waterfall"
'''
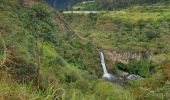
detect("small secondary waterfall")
[100,51,113,79]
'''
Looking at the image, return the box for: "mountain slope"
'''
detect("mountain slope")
[0,0,102,81]
[0,0,170,99]
[0,0,136,99]
[63,2,170,99]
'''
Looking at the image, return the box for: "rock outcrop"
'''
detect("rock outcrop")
[104,50,153,64]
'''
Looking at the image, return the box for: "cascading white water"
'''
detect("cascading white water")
[100,51,113,79]
[99,51,143,82]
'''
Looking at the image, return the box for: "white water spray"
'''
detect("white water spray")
[100,51,113,79]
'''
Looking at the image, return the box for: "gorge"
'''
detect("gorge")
[0,0,169,99]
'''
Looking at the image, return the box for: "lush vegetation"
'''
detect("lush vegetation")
[115,59,154,77]
[64,4,170,51]
[0,0,134,99]
[64,1,170,99]
[0,0,170,99]
[72,0,170,10]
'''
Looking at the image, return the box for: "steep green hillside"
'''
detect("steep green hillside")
[63,3,170,99]
[0,0,136,99]
[64,2,170,76]
[64,4,170,52]
[0,0,170,99]
[0,0,100,78]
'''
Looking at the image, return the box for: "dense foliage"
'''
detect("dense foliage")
[63,11,170,51]
[96,0,169,10]
[72,0,170,10]
[63,1,170,99]
[0,0,170,99]
[116,59,154,77]
[0,0,135,99]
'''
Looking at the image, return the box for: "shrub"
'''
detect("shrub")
[88,13,98,25]
[58,65,83,83]
[75,79,90,93]
[116,59,154,77]
[95,81,135,100]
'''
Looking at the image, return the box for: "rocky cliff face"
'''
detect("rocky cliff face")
[104,50,153,64]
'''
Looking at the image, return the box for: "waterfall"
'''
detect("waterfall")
[99,51,113,79]
[99,51,143,82]
[99,51,125,83]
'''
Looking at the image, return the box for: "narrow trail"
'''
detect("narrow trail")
[54,11,87,41]
[54,12,75,34]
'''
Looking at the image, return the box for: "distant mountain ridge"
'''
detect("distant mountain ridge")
[45,0,84,10]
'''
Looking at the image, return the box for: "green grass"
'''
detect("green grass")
[0,0,170,99]
[64,3,170,51]
[102,12,163,21]
[0,0,135,99]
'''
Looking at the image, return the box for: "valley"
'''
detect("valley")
[0,0,170,99]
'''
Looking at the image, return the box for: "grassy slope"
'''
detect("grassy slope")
[0,0,136,99]
[64,3,170,51]
[63,3,170,99]
[63,4,170,78]
[0,0,170,99]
